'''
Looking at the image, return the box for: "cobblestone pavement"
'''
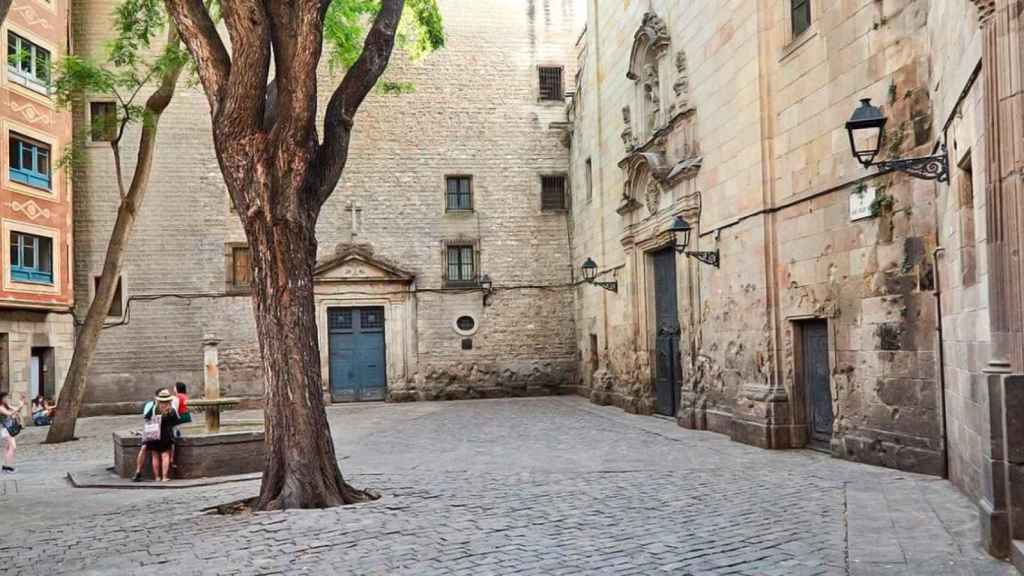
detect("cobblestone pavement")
[0,397,1014,575]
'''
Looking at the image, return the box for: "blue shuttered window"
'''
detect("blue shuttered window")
[9,133,51,190]
[10,231,53,285]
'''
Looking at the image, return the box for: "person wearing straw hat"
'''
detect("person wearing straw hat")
[142,389,181,482]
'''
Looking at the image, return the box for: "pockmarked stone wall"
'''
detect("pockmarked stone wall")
[927,0,988,507]
[74,0,584,410]
[570,0,948,476]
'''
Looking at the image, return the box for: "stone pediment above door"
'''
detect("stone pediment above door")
[314,244,414,284]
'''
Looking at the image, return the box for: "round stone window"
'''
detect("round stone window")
[453,314,478,336]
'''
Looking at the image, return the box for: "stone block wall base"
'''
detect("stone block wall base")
[838,434,946,476]
[706,409,733,436]
[730,417,774,449]
[979,499,1010,558]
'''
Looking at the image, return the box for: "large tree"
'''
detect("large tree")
[165,0,442,510]
[44,0,439,444]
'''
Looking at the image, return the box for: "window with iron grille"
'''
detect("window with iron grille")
[541,175,567,210]
[446,176,472,211]
[791,0,811,38]
[328,309,353,331]
[90,102,117,142]
[446,245,475,285]
[538,67,564,101]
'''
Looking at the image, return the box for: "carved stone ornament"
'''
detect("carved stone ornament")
[671,49,689,113]
[645,178,661,215]
[621,105,637,152]
[968,0,996,23]
[627,11,672,80]
[643,63,661,134]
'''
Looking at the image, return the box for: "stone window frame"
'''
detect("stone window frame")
[780,0,821,60]
[2,218,61,296]
[626,11,672,147]
[224,242,252,295]
[452,313,479,337]
[441,239,480,288]
[89,273,128,321]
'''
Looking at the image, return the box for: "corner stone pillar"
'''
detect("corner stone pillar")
[974,0,1024,565]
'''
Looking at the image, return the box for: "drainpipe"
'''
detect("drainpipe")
[932,246,949,478]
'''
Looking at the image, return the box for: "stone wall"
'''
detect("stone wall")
[570,0,948,476]
[927,0,989,506]
[74,0,584,410]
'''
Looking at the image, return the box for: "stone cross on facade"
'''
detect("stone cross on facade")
[346,202,363,241]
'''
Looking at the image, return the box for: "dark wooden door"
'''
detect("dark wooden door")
[802,320,833,450]
[329,307,386,402]
[653,249,681,417]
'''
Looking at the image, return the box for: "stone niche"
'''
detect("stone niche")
[112,428,264,480]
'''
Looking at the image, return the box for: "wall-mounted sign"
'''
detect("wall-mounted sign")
[850,186,877,221]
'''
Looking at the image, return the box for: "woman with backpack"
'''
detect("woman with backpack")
[142,389,181,482]
[0,392,25,473]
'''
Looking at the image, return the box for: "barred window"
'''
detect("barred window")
[541,175,567,210]
[446,176,472,211]
[446,245,475,284]
[539,67,564,101]
[791,0,811,37]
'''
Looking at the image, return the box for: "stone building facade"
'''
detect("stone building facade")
[0,0,74,407]
[73,0,583,413]
[570,0,946,476]
[569,0,1022,568]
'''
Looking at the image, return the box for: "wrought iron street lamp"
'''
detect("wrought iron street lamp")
[669,216,720,268]
[846,98,948,182]
[581,258,618,292]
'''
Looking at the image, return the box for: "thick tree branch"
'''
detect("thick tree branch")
[219,0,270,132]
[0,0,12,28]
[317,0,405,202]
[164,0,230,112]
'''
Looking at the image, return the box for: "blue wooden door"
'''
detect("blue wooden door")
[329,307,386,402]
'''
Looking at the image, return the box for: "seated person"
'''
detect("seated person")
[31,395,55,426]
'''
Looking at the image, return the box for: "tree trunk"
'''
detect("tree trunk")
[46,43,183,443]
[247,212,376,509]
[45,197,141,442]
